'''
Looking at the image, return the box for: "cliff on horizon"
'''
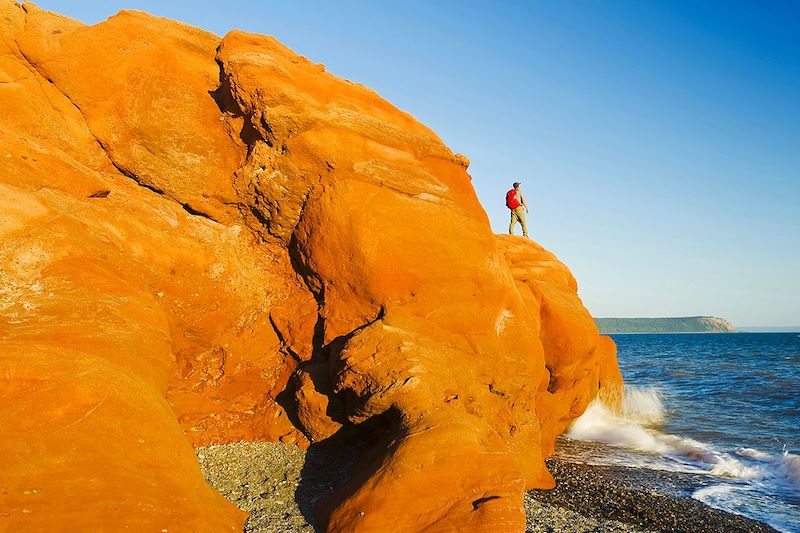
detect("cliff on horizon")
[595,316,735,334]
[0,2,622,531]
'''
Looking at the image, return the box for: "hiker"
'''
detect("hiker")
[506,181,529,237]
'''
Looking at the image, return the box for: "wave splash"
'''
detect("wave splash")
[566,386,798,485]
[563,386,799,532]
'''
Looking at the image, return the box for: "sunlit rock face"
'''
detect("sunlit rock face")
[0,1,621,531]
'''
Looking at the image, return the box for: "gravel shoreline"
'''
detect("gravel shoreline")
[526,459,778,533]
[196,441,778,532]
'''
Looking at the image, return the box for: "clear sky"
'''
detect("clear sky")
[30,1,800,327]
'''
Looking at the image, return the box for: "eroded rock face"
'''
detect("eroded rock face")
[0,2,621,531]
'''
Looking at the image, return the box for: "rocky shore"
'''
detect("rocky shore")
[526,460,778,533]
[196,441,778,532]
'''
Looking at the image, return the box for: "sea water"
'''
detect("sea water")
[561,333,800,532]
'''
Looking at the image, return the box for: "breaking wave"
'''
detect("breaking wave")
[563,386,799,532]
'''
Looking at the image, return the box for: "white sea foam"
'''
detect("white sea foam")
[734,446,800,487]
[565,386,800,487]
[563,385,800,532]
[775,452,800,486]
[693,483,736,501]
[693,482,800,533]
[738,447,774,460]
[565,386,703,460]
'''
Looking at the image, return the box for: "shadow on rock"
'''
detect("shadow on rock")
[295,435,359,530]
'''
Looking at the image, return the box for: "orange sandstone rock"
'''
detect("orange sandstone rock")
[496,235,623,457]
[0,2,621,531]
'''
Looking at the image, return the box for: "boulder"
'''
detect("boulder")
[0,2,621,530]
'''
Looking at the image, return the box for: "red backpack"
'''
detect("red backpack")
[505,189,520,209]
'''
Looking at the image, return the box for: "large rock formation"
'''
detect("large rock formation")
[0,2,622,531]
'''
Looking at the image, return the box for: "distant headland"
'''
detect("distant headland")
[595,316,735,334]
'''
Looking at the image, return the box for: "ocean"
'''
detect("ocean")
[559,333,800,532]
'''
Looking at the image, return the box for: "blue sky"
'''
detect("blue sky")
[31,1,800,326]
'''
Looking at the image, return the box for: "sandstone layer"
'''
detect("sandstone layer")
[0,2,622,531]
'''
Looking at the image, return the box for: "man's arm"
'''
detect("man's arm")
[519,191,529,211]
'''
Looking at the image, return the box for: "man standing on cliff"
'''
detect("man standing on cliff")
[506,181,529,237]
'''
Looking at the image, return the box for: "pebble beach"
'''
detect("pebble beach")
[196,441,778,532]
